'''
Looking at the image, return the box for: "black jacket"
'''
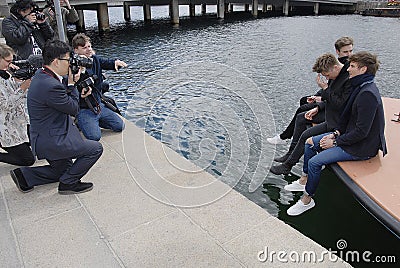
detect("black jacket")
[337,81,387,158]
[2,14,54,60]
[317,62,352,130]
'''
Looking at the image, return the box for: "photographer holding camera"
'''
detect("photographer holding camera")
[72,33,126,141]
[43,0,79,42]
[0,44,35,167]
[2,0,54,60]
[10,40,103,195]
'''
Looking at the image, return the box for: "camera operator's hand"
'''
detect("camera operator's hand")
[81,87,92,98]
[68,66,81,85]
[8,62,19,70]
[114,60,127,71]
[24,12,37,24]
[61,0,72,9]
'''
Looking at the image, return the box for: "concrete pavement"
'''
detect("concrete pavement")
[0,119,352,267]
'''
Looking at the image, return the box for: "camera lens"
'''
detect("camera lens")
[36,13,45,21]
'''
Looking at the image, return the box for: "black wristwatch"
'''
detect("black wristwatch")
[333,130,339,138]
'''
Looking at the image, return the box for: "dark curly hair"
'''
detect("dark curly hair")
[10,0,36,17]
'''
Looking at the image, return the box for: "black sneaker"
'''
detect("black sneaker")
[10,168,34,193]
[274,153,291,163]
[58,181,93,195]
[270,163,293,175]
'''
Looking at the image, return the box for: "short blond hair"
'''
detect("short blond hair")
[0,43,15,59]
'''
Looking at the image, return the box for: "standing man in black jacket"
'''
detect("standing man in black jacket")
[286,52,387,216]
[270,53,352,176]
[2,0,54,59]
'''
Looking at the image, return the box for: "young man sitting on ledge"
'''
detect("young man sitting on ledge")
[285,51,387,216]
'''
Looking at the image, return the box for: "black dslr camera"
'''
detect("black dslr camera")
[31,6,46,21]
[69,53,93,74]
[75,74,97,94]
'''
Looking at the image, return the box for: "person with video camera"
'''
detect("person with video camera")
[2,0,54,60]
[0,44,35,167]
[10,40,103,195]
[43,0,79,42]
[72,33,126,141]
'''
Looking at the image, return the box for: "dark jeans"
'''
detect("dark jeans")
[285,122,330,166]
[77,103,124,141]
[0,142,35,166]
[280,98,320,140]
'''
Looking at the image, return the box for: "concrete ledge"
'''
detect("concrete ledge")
[0,119,351,267]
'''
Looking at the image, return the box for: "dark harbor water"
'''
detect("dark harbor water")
[81,7,400,267]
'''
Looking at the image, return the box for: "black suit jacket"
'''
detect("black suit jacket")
[27,68,88,160]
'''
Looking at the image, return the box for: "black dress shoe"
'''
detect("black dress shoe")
[58,181,93,195]
[10,168,34,193]
[274,153,291,163]
[270,163,293,175]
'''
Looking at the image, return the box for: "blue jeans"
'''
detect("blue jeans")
[77,103,124,141]
[303,132,370,196]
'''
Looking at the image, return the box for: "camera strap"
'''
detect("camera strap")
[83,86,101,115]
[42,67,60,81]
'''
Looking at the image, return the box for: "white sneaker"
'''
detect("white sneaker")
[267,135,286,145]
[284,179,306,192]
[287,198,315,216]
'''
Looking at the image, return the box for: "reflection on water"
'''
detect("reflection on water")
[82,8,400,266]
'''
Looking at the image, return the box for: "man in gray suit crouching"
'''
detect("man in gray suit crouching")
[10,40,103,195]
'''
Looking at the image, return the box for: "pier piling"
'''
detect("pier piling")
[144,4,152,22]
[217,0,225,19]
[123,2,131,21]
[252,0,258,17]
[170,0,179,24]
[97,3,110,31]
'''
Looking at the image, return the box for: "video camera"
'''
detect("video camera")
[11,55,43,80]
[69,52,93,75]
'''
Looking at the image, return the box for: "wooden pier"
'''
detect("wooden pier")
[2,0,357,31]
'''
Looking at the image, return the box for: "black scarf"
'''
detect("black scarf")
[338,73,375,132]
